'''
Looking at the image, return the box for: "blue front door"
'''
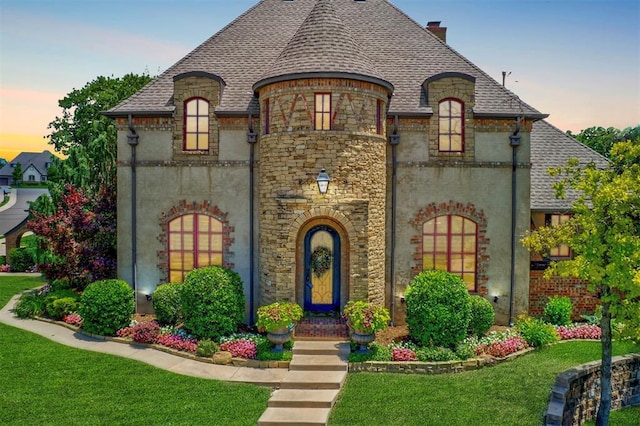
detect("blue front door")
[304,225,340,312]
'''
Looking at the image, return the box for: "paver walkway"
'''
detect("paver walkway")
[259,341,349,426]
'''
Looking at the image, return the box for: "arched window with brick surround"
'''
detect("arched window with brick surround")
[412,201,488,295]
[422,215,477,290]
[184,97,209,151]
[168,213,223,282]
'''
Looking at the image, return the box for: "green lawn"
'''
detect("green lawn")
[1,276,638,425]
[330,340,640,425]
[0,276,271,426]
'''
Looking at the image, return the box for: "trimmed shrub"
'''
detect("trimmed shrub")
[405,270,471,348]
[468,295,495,337]
[43,289,80,319]
[153,282,183,325]
[9,247,34,272]
[515,315,559,348]
[196,339,219,357]
[50,278,72,292]
[180,266,245,340]
[14,292,45,318]
[79,279,134,336]
[47,297,79,320]
[416,346,458,362]
[543,295,573,326]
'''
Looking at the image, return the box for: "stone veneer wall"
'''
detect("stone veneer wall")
[256,78,389,308]
[529,271,599,319]
[545,354,640,425]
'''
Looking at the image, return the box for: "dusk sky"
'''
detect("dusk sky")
[1,0,638,161]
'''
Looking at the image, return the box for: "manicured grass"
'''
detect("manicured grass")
[0,276,271,425]
[331,341,640,425]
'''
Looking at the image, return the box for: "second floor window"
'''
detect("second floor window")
[315,93,331,130]
[438,98,464,152]
[184,98,209,151]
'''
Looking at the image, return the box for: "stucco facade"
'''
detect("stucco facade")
[108,0,605,325]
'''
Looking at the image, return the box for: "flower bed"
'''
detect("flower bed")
[556,324,602,340]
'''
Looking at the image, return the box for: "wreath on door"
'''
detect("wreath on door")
[311,246,332,278]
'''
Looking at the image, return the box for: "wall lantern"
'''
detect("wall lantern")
[316,168,330,194]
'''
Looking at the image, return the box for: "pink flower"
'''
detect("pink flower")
[220,339,257,359]
[62,313,83,326]
[476,336,529,358]
[556,325,601,340]
[392,348,417,361]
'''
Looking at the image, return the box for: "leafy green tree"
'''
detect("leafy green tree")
[11,162,23,185]
[568,125,640,158]
[28,73,152,282]
[522,141,640,425]
[46,73,152,197]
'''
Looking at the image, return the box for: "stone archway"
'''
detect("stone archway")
[3,218,29,265]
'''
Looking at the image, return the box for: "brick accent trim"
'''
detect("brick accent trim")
[157,200,234,283]
[410,201,489,295]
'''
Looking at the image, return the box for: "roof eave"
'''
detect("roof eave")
[102,110,174,119]
[253,72,394,95]
[474,112,549,121]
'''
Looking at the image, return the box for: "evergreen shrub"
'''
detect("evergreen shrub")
[468,295,495,337]
[515,315,559,348]
[543,295,573,326]
[405,270,471,348]
[8,247,34,272]
[153,282,183,325]
[79,279,134,336]
[180,266,245,340]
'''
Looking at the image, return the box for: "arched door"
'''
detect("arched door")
[304,225,340,313]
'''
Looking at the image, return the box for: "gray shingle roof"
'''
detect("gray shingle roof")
[0,151,53,179]
[254,0,392,92]
[107,0,544,118]
[530,120,609,211]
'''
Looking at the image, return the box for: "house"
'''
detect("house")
[0,151,53,186]
[106,0,606,325]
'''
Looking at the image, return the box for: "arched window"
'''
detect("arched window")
[184,98,209,151]
[422,215,477,290]
[168,213,222,282]
[438,98,464,152]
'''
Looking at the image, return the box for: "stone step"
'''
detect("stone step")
[292,340,350,356]
[280,370,347,390]
[289,354,348,371]
[258,407,331,426]
[268,389,341,408]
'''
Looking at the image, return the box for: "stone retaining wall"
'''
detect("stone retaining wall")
[544,354,640,425]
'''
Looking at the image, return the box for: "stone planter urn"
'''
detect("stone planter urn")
[351,329,375,353]
[266,325,292,352]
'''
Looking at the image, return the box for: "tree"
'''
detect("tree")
[568,125,640,158]
[46,73,152,197]
[11,162,23,185]
[28,184,116,288]
[28,73,152,283]
[522,140,640,425]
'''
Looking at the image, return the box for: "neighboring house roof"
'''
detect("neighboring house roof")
[107,0,544,118]
[530,120,609,211]
[0,151,53,179]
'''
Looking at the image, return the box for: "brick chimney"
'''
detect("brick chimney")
[426,21,447,43]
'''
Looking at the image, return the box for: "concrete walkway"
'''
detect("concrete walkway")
[1,291,352,425]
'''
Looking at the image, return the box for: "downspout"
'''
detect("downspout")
[247,114,258,325]
[127,114,139,313]
[508,118,521,326]
[389,115,400,325]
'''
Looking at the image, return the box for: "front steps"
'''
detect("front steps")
[258,341,350,426]
[294,318,349,341]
